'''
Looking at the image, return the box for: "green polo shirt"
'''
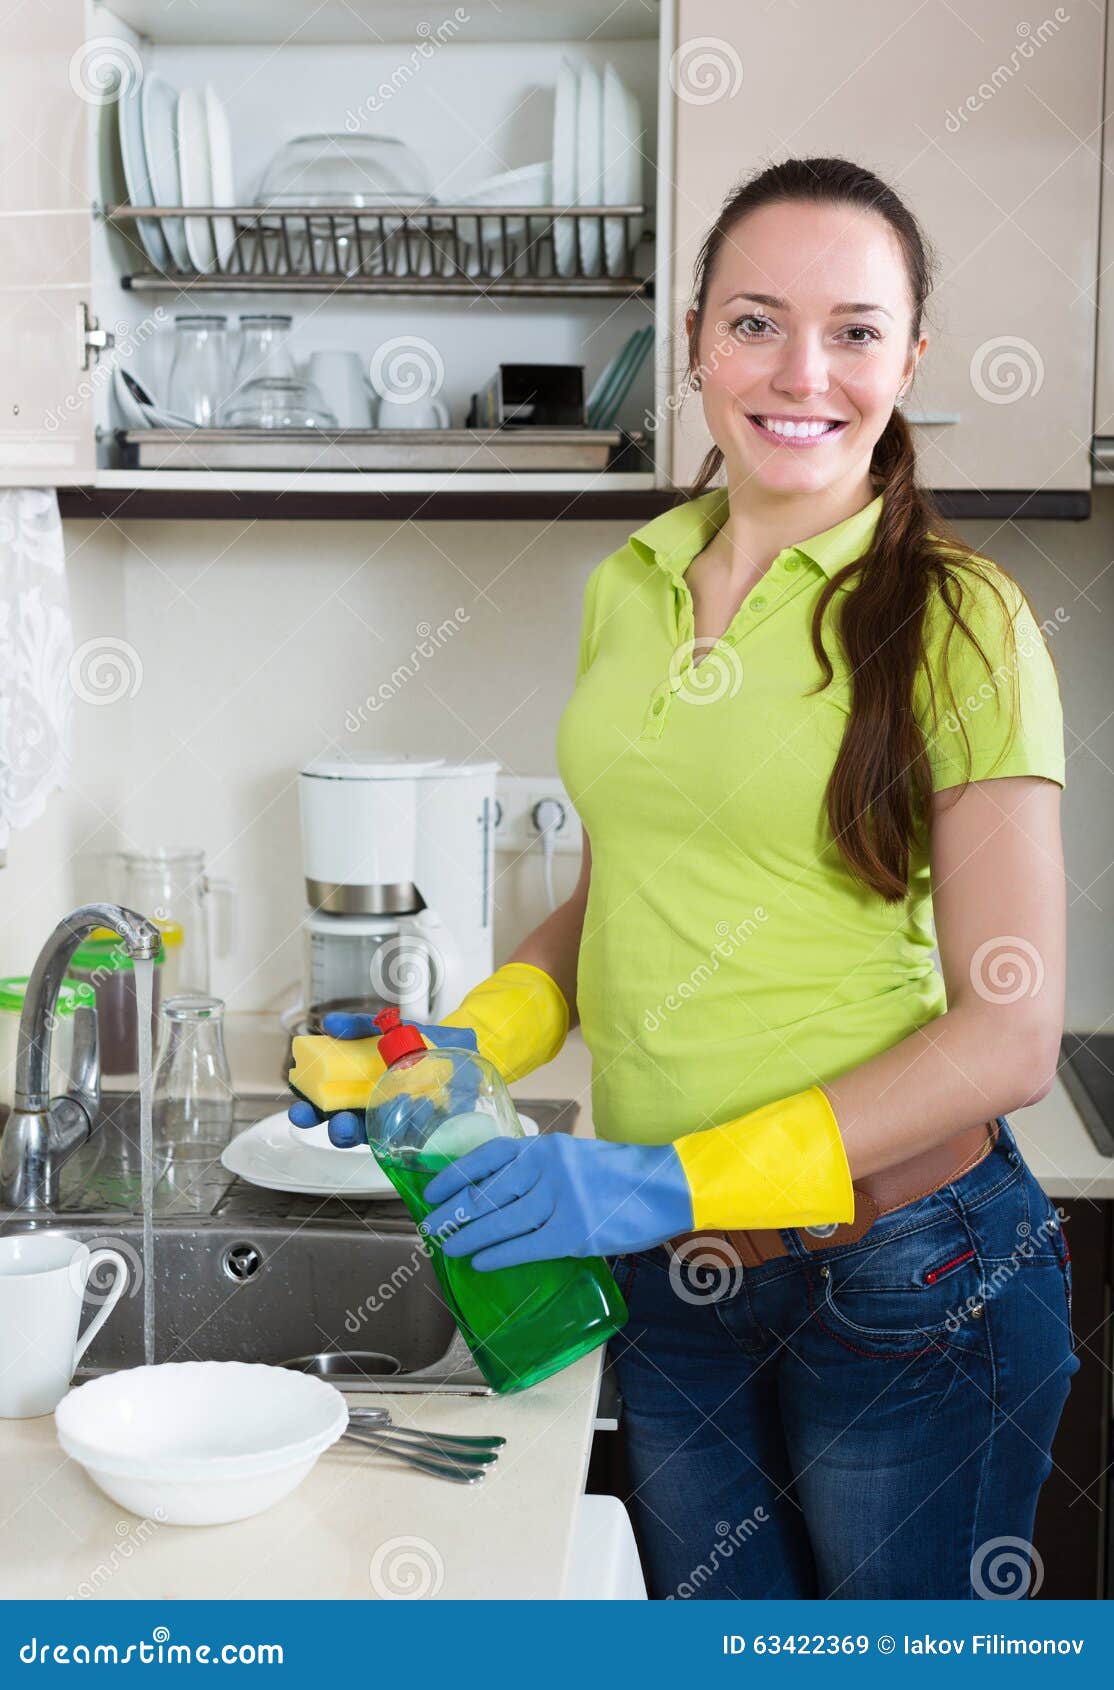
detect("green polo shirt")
[555,488,1065,1146]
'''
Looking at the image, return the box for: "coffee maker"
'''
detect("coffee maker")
[298,754,498,1023]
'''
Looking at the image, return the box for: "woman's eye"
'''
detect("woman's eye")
[729,314,770,336]
[842,325,881,345]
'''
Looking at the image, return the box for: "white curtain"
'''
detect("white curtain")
[0,489,73,859]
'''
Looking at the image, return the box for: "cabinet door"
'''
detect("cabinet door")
[1094,14,1114,436]
[669,0,1102,492]
[0,0,96,485]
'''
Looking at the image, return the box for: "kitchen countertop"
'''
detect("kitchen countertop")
[4,1015,1106,1602]
[0,1353,605,1600]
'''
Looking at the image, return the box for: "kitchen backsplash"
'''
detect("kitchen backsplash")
[2,498,1110,1030]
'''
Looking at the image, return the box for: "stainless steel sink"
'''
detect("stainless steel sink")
[0,1087,580,1387]
[53,1218,456,1376]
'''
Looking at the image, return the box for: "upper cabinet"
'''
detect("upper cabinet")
[668,0,1104,497]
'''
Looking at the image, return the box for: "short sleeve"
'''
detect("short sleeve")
[915,561,1065,793]
[574,561,603,683]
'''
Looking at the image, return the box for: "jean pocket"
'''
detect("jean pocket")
[812,1226,986,1356]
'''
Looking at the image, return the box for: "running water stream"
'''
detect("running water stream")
[134,956,156,1366]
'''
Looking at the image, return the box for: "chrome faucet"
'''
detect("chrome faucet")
[1,903,162,1211]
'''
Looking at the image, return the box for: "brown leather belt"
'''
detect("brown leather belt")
[666,1117,999,1271]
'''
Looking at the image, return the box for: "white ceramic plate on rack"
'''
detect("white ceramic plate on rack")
[178,88,214,271]
[576,62,603,278]
[222,1109,539,1198]
[203,83,237,269]
[602,64,642,278]
[118,81,171,269]
[140,72,188,270]
[553,57,579,278]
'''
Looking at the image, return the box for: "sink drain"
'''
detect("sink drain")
[221,1241,263,1282]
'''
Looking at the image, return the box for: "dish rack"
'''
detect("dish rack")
[103,203,652,296]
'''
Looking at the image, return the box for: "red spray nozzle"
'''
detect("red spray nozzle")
[373,1007,427,1065]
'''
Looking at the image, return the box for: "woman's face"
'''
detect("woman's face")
[687,200,926,496]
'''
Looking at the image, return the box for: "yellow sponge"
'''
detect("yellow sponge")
[288,1034,388,1114]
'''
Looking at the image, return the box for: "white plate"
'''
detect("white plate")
[178,88,214,272]
[118,81,170,269]
[221,1108,540,1198]
[203,83,237,269]
[576,62,603,278]
[603,64,643,278]
[141,72,188,270]
[222,1111,395,1197]
[553,57,579,278]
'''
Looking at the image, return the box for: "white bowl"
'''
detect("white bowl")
[55,1361,347,1525]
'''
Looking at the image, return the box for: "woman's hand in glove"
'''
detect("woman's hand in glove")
[419,1133,694,1270]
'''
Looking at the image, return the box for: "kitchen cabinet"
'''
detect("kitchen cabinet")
[2,0,673,514]
[1032,1198,1111,1599]
[1092,3,1114,462]
[669,0,1102,506]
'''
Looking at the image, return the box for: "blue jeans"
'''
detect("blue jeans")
[607,1117,1078,1600]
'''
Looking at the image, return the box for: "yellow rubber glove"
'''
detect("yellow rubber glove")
[288,960,570,1114]
[672,1085,855,1231]
[437,960,570,1084]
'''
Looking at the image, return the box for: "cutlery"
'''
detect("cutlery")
[347,1407,505,1451]
[340,1427,490,1483]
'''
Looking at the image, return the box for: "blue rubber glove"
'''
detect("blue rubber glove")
[288,1014,479,1148]
[419,1134,694,1270]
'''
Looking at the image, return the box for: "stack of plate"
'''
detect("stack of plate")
[554,58,644,279]
[117,69,236,275]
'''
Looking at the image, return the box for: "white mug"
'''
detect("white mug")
[0,1234,128,1417]
[306,351,373,428]
[375,395,450,431]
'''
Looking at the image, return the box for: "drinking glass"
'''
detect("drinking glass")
[153,995,236,1167]
[167,314,229,426]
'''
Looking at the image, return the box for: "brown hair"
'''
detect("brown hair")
[686,156,1046,902]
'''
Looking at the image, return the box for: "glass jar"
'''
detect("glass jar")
[167,313,229,427]
[67,930,165,1077]
[153,995,236,1165]
[0,976,95,1124]
[117,848,235,997]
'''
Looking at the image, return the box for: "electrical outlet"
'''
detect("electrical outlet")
[495,776,583,856]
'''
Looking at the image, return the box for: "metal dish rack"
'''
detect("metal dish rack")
[103,203,652,296]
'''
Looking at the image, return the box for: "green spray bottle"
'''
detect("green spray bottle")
[366,1008,627,1393]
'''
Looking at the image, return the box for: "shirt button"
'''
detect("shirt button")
[750,595,767,611]
[651,695,665,714]
[784,556,800,572]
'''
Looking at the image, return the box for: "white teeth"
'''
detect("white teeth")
[756,417,839,438]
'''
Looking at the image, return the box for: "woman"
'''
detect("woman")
[293,157,1077,1600]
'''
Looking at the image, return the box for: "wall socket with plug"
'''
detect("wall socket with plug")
[494,776,583,856]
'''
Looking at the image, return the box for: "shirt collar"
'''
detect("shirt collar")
[630,488,886,582]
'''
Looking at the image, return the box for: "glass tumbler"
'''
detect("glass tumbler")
[153,995,236,1167]
[167,314,229,426]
